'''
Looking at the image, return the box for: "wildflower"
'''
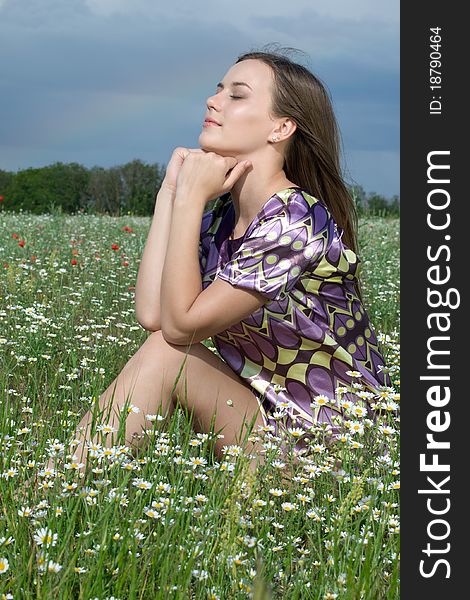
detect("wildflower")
[33,527,58,547]
[222,445,242,457]
[39,466,56,478]
[132,479,152,490]
[96,424,117,435]
[351,405,368,418]
[311,394,330,407]
[64,461,85,471]
[340,399,353,411]
[42,560,63,573]
[349,439,364,449]
[269,488,285,497]
[0,557,9,574]
[379,425,397,436]
[347,421,364,435]
[145,413,165,422]
[18,506,34,517]
[306,509,324,522]
[1,468,18,479]
[288,427,305,438]
[187,456,207,468]
[281,502,297,512]
[346,370,362,378]
[74,566,87,574]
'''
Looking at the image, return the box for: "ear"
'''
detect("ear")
[272,118,297,143]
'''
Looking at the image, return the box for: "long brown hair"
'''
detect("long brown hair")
[236,45,359,256]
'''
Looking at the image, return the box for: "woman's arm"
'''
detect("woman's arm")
[134,182,176,331]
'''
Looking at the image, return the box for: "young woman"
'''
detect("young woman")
[46,49,389,479]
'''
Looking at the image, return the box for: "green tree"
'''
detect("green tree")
[4,162,89,214]
[366,193,389,216]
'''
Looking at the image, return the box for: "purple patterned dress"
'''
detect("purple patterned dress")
[199,187,389,454]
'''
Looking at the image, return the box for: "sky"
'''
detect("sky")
[0,0,399,198]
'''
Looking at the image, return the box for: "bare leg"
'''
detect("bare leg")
[46,331,267,477]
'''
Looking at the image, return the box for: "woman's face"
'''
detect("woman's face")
[198,58,278,158]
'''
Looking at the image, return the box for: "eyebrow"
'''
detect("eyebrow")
[216,81,253,91]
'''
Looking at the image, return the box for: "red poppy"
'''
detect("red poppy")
[111,244,119,251]
[122,261,129,267]
[12,233,19,239]
[0,196,4,202]
[18,240,25,247]
[122,226,134,232]
[71,259,77,266]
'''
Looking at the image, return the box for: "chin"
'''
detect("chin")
[198,133,233,156]
[198,137,219,153]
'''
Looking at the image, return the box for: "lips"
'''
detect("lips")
[204,117,221,125]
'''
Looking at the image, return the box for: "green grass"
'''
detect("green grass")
[0,211,399,599]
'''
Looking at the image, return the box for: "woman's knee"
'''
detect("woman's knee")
[127,329,192,382]
[130,329,168,366]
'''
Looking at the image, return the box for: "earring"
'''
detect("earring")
[272,135,280,142]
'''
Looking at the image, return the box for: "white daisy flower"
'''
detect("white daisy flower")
[346,370,362,378]
[0,557,9,574]
[33,527,58,547]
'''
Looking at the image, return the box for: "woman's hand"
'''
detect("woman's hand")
[161,147,205,193]
[175,151,252,204]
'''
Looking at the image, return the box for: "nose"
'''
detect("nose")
[206,91,220,111]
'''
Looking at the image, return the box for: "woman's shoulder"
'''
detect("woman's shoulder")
[271,187,333,226]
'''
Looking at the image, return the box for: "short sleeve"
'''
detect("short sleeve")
[216,190,334,302]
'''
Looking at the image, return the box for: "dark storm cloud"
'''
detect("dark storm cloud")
[0,0,399,196]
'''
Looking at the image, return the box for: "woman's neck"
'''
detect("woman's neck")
[229,167,297,237]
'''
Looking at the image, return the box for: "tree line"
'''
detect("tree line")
[0,161,399,217]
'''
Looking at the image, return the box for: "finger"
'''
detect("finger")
[225,156,239,170]
[222,161,251,191]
